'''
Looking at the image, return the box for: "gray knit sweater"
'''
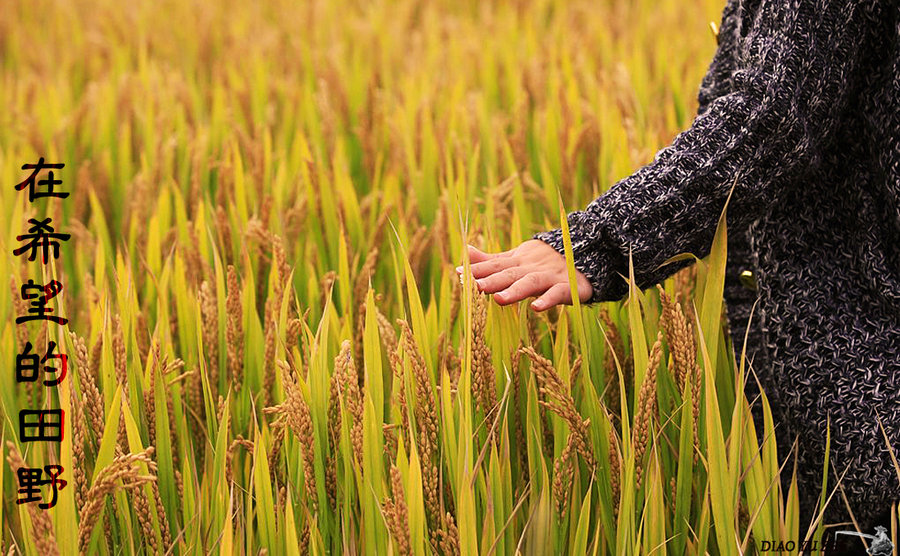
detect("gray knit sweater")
[533,0,899,531]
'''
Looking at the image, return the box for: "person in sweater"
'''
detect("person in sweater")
[458,0,899,542]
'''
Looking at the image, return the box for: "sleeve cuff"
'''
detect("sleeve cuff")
[531,215,630,305]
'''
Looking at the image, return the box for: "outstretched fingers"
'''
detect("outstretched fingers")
[468,257,518,278]
[475,267,527,294]
[492,272,555,306]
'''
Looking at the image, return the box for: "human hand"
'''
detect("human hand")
[455,241,593,311]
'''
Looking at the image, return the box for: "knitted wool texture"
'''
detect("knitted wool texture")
[533,0,900,531]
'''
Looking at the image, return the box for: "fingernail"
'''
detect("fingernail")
[475,278,484,287]
[455,265,463,273]
[531,300,543,309]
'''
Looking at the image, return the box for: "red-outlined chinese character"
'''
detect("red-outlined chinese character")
[16,279,67,325]
[16,340,68,387]
[15,464,67,509]
[19,409,64,442]
[13,218,71,264]
[14,158,68,202]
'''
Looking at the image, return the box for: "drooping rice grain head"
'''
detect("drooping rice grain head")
[70,332,105,448]
[226,265,244,393]
[657,284,697,394]
[215,205,233,266]
[265,359,318,512]
[599,309,624,414]
[519,346,597,471]
[133,483,159,554]
[6,441,60,556]
[145,342,161,449]
[263,303,277,408]
[69,331,91,506]
[135,310,151,366]
[472,285,497,431]
[268,422,286,487]
[634,332,662,489]
[226,435,253,483]
[511,341,529,486]
[552,436,577,518]
[199,280,219,392]
[569,353,583,394]
[397,319,440,528]
[609,426,621,518]
[113,315,127,388]
[353,248,379,324]
[78,447,158,553]
[408,224,432,285]
[377,310,409,446]
[437,512,460,556]
[319,270,338,311]
[383,464,411,556]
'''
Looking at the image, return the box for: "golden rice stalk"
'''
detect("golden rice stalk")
[432,196,451,269]
[262,303,277,408]
[634,332,663,489]
[268,422,286,487]
[319,270,338,310]
[383,464,411,556]
[299,521,311,555]
[672,263,697,312]
[377,310,409,446]
[511,342,528,485]
[397,319,440,528]
[112,316,129,451]
[6,442,60,556]
[598,309,624,414]
[69,332,93,503]
[609,427,621,518]
[407,224,432,285]
[656,284,698,394]
[133,484,158,554]
[89,332,103,385]
[264,360,318,512]
[74,332,105,445]
[144,342,162,449]
[113,315,126,387]
[325,340,363,507]
[199,280,219,392]
[77,447,157,553]
[519,346,597,471]
[437,512,461,556]
[383,424,399,461]
[226,435,254,482]
[338,340,364,463]
[152,476,172,551]
[448,276,461,332]
[226,265,244,393]
[215,205,233,266]
[285,317,302,354]
[569,354,583,394]
[552,436,577,518]
[472,286,497,431]
[353,249,379,366]
[135,311,151,367]
[70,382,87,508]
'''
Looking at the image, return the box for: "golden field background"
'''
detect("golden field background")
[0,0,838,554]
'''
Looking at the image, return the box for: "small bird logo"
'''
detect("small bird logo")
[835,525,893,555]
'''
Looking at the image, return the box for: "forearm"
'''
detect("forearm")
[533,0,878,304]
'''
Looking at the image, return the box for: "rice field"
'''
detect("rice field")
[0,0,842,553]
